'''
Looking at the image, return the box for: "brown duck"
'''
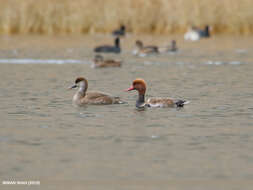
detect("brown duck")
[69,77,122,106]
[92,55,122,68]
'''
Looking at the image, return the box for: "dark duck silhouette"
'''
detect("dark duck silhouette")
[94,37,121,54]
[112,25,126,37]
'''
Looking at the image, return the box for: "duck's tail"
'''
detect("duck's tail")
[175,100,190,107]
[113,97,125,104]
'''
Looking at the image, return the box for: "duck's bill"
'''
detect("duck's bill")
[124,86,134,91]
[68,84,77,89]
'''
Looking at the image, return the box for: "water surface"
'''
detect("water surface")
[0,35,253,190]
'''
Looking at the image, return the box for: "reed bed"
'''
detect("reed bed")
[0,0,253,35]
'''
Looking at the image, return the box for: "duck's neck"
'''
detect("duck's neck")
[115,39,120,48]
[74,86,86,101]
[171,42,177,51]
[136,93,145,107]
[205,26,210,36]
[79,86,87,96]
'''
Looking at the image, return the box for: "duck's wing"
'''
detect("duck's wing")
[84,92,120,104]
[112,30,124,36]
[146,97,175,107]
[104,60,122,67]
[141,47,159,55]
[94,45,113,52]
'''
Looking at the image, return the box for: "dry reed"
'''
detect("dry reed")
[0,0,253,35]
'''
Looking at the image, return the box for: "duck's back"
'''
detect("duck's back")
[98,60,121,68]
[94,46,120,53]
[82,91,121,104]
[113,30,125,36]
[147,97,174,107]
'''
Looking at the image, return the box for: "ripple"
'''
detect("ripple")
[235,49,247,54]
[14,140,42,146]
[78,112,99,118]
[0,58,87,64]
[205,60,245,65]
[0,136,10,142]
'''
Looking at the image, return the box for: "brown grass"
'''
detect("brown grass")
[0,0,253,35]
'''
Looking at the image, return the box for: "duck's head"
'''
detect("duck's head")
[120,25,125,31]
[69,77,88,92]
[135,40,143,48]
[125,78,146,95]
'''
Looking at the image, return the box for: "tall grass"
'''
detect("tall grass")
[0,0,253,35]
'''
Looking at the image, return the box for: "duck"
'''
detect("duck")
[125,78,189,108]
[184,25,210,41]
[158,40,178,53]
[92,55,122,68]
[69,77,122,106]
[112,25,126,37]
[133,40,159,57]
[94,37,121,53]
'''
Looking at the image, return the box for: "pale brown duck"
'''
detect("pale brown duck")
[92,55,122,68]
[133,40,159,57]
[69,77,122,106]
[125,78,189,108]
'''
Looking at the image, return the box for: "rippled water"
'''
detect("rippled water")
[0,35,253,189]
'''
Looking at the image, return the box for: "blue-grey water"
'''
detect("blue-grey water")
[0,35,253,190]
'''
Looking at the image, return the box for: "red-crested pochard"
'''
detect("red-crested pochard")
[133,40,159,57]
[69,77,122,106]
[92,55,122,68]
[125,78,189,108]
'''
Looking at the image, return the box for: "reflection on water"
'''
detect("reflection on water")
[0,35,253,189]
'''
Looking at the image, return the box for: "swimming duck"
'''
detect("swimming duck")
[92,55,122,68]
[112,25,126,37]
[125,78,189,108]
[69,77,122,106]
[133,40,159,57]
[184,25,210,41]
[158,40,178,53]
[94,37,121,53]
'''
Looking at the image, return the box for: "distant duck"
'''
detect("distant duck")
[69,77,122,106]
[92,55,122,68]
[112,25,126,37]
[94,37,121,53]
[184,25,210,41]
[158,40,178,53]
[125,78,189,108]
[133,40,159,57]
